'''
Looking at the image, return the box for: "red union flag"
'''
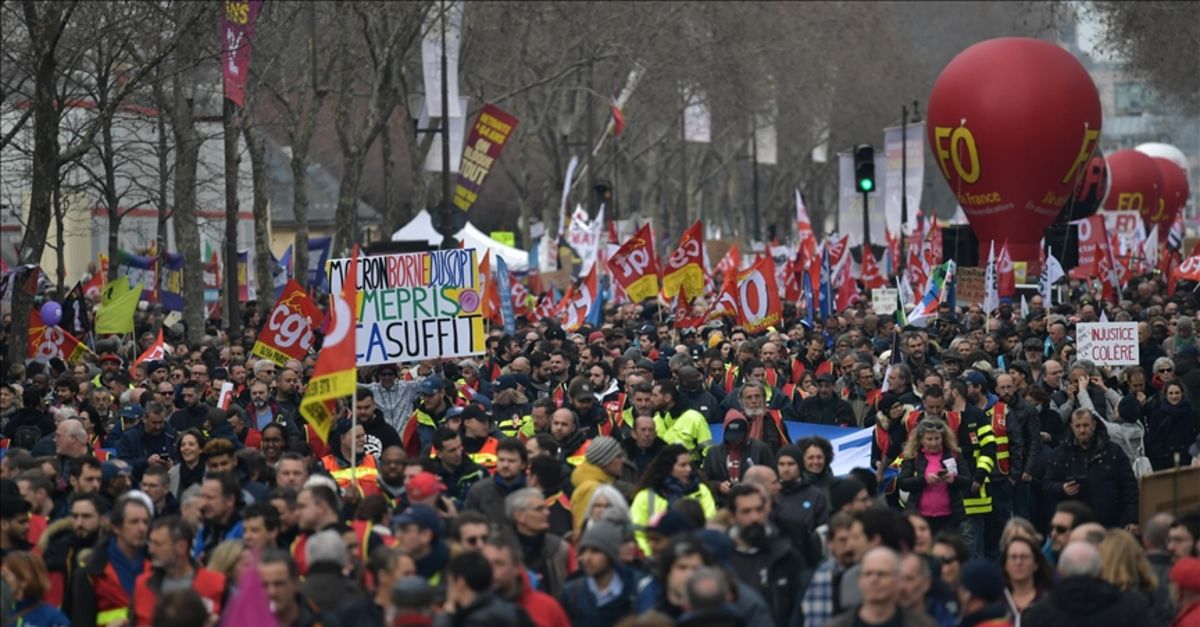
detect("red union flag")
[28,310,90,364]
[663,221,704,301]
[715,244,740,276]
[561,265,598,332]
[1175,255,1200,282]
[997,241,1016,299]
[607,223,660,303]
[706,274,739,321]
[220,0,262,107]
[131,329,167,377]
[861,244,886,290]
[300,246,359,444]
[253,279,324,366]
[736,255,782,333]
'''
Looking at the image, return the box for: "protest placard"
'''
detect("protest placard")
[956,267,985,304]
[872,288,898,315]
[1076,322,1139,366]
[328,249,486,365]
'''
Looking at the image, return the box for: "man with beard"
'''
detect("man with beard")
[43,493,106,609]
[550,408,590,467]
[996,373,1039,521]
[797,374,854,427]
[70,494,152,626]
[726,484,805,626]
[464,438,528,523]
[567,381,607,440]
[376,446,408,506]
[800,511,862,626]
[621,382,656,432]
[272,367,302,419]
[115,401,175,482]
[355,388,401,458]
[168,381,212,433]
[431,427,487,506]
[482,537,571,627]
[1044,409,1139,532]
[401,376,452,457]
[132,516,228,624]
[588,362,626,437]
[245,381,301,441]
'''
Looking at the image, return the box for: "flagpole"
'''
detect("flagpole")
[351,377,358,494]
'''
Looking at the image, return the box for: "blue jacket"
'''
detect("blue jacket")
[7,599,70,626]
[559,565,641,627]
[115,424,177,478]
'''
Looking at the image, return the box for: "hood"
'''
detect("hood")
[722,409,748,429]
[596,378,620,401]
[1050,576,1122,615]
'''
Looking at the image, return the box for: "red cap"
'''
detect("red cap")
[1171,557,1200,593]
[588,331,606,344]
[407,472,446,501]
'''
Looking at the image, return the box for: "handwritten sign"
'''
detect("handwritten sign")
[871,288,898,316]
[1076,322,1139,366]
[328,249,486,365]
[956,267,985,305]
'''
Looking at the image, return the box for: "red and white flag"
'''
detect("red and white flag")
[860,244,886,290]
[997,240,1016,300]
[131,329,167,377]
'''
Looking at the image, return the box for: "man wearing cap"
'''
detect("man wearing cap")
[953,558,1010,627]
[492,375,532,438]
[99,353,124,375]
[464,438,528,522]
[103,401,145,448]
[1171,557,1200,626]
[115,401,176,481]
[677,366,719,424]
[702,410,775,506]
[570,435,626,533]
[797,374,854,426]
[367,363,424,432]
[460,405,501,472]
[395,503,451,585]
[651,380,713,462]
[567,380,607,440]
[402,375,451,458]
[559,521,640,627]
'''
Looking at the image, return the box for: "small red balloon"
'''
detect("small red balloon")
[927,38,1102,272]
[1103,149,1164,234]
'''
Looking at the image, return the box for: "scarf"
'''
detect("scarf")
[107,536,145,596]
[663,474,699,504]
[494,472,527,494]
[415,541,449,579]
[744,410,767,441]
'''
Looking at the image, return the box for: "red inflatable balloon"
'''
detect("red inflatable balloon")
[1151,156,1188,241]
[927,38,1101,273]
[1103,149,1163,234]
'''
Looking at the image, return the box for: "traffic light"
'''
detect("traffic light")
[854,144,875,193]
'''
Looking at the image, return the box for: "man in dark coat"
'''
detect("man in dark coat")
[1023,541,1147,627]
[702,410,776,507]
[1043,408,1139,531]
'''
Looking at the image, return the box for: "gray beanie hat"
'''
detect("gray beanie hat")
[579,520,623,564]
[585,436,623,468]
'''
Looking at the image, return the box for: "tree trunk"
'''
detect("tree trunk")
[103,105,121,282]
[333,148,366,255]
[171,74,205,346]
[8,2,63,369]
[290,153,310,290]
[379,116,397,238]
[155,92,170,256]
[223,100,241,339]
[243,122,274,316]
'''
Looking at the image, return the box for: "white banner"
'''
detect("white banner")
[682,86,711,144]
[420,0,463,119]
[567,206,605,276]
[883,123,924,236]
[838,152,887,247]
[1076,322,1139,366]
[754,112,777,166]
[421,97,469,172]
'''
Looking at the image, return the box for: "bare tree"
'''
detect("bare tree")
[1088,2,1200,115]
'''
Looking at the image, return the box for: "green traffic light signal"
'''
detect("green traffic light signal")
[859,178,874,192]
[854,144,876,195]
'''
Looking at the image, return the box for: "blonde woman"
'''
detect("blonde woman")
[896,420,972,535]
[1098,529,1158,605]
[205,539,248,586]
[1000,517,1043,551]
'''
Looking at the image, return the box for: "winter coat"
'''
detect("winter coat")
[897,449,973,521]
[773,479,827,564]
[1043,431,1139,528]
[822,606,937,627]
[1146,399,1199,469]
[114,424,177,479]
[727,532,809,626]
[557,565,640,627]
[434,591,523,627]
[1021,575,1148,627]
[464,473,528,523]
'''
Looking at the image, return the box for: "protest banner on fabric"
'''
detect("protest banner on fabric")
[96,276,141,335]
[328,249,485,366]
[735,254,782,333]
[113,249,157,301]
[607,223,660,302]
[1076,322,1139,366]
[219,0,262,107]
[663,221,704,301]
[453,103,519,212]
[28,309,91,364]
[159,253,186,311]
[252,280,324,366]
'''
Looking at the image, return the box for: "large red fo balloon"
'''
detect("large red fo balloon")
[1103,149,1163,234]
[1150,157,1189,241]
[927,38,1101,273]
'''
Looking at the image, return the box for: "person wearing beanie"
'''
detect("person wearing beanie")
[873,392,911,468]
[828,477,870,516]
[559,521,640,627]
[570,435,627,534]
[1171,557,1200,627]
[643,509,696,559]
[953,558,1010,627]
[701,409,775,507]
[774,444,829,564]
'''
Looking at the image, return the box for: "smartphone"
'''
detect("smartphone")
[937,469,948,476]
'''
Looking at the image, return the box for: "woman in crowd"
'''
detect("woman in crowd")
[630,445,716,554]
[259,422,288,467]
[1147,382,1197,470]
[905,511,933,555]
[1000,517,1042,550]
[1,551,70,626]
[897,419,972,536]
[796,436,836,503]
[932,532,969,615]
[1099,529,1167,621]
[1001,536,1053,625]
[584,484,632,537]
[169,429,206,495]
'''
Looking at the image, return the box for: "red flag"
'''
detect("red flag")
[662,221,704,301]
[997,240,1016,299]
[131,329,167,377]
[826,234,850,268]
[479,251,503,326]
[885,230,900,276]
[252,279,324,366]
[83,269,105,299]
[28,309,91,364]
[672,291,703,330]
[607,220,619,245]
[834,254,858,312]
[706,274,739,321]
[861,244,886,290]
[509,275,531,317]
[529,292,556,322]
[561,265,598,332]
[1174,255,1200,282]
[607,223,660,303]
[300,246,359,444]
[715,244,741,276]
[610,97,625,137]
[735,255,782,333]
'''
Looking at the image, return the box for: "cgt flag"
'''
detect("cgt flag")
[253,279,324,366]
[735,254,782,333]
[28,309,91,364]
[607,223,660,303]
[131,329,167,377]
[300,246,359,444]
[561,265,599,332]
[662,220,705,301]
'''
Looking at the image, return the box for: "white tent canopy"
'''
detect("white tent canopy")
[391,209,530,272]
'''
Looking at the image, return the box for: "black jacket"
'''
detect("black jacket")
[681,387,721,423]
[1043,431,1139,528]
[1022,575,1148,627]
[726,530,809,627]
[773,479,828,565]
[701,440,776,501]
[434,591,525,627]
[796,395,854,426]
[897,449,973,520]
[115,424,177,479]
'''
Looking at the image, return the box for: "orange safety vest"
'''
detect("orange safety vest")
[467,437,499,472]
[93,559,150,626]
[321,454,381,497]
[133,567,225,626]
[989,402,1011,475]
[566,439,592,466]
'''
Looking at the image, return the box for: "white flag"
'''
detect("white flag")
[1039,247,1065,306]
[1142,225,1159,271]
[1020,294,1029,320]
[982,241,999,315]
[1099,308,1109,323]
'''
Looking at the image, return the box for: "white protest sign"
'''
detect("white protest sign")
[1076,322,1139,366]
[872,288,898,316]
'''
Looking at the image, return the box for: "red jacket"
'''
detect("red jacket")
[132,566,225,626]
[513,569,570,627]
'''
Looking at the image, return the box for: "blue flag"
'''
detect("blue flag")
[495,255,516,335]
[159,252,186,312]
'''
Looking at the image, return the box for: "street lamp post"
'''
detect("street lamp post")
[900,100,920,276]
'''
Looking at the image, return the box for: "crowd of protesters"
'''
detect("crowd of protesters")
[1,268,1199,627]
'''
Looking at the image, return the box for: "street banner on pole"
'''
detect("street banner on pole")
[452,103,519,211]
[219,0,262,107]
[883,123,924,236]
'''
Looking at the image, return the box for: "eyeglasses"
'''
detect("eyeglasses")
[1157,368,1174,373]
[462,535,487,547]
[1050,524,1070,535]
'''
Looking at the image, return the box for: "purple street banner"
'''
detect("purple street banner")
[220,0,263,107]
[452,103,519,212]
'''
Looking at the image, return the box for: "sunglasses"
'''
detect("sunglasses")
[1157,368,1174,373]
[1051,524,1070,534]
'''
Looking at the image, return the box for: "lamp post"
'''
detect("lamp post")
[900,100,920,275]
